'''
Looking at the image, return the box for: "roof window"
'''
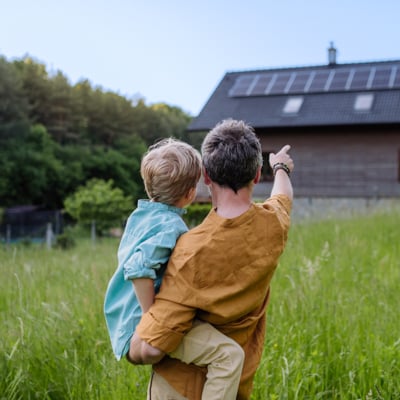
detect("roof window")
[354,93,374,111]
[283,96,303,114]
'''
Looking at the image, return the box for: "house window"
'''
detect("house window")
[283,96,304,114]
[354,93,374,111]
[261,152,274,181]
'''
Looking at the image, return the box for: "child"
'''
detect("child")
[104,138,244,399]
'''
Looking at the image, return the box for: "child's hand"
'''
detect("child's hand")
[269,145,294,173]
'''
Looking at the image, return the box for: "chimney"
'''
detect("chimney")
[328,42,337,65]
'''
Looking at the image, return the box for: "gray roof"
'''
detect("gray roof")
[189,60,400,131]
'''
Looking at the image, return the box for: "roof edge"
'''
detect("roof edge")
[224,59,400,76]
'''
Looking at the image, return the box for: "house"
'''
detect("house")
[189,44,400,199]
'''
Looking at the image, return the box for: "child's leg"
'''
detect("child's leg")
[147,372,188,400]
[169,320,244,400]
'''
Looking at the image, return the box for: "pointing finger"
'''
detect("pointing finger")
[277,145,291,155]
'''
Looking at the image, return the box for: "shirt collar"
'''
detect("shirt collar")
[137,199,187,215]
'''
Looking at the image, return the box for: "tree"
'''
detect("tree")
[13,56,51,126]
[151,103,192,141]
[81,147,142,198]
[130,101,192,146]
[0,124,63,208]
[0,57,29,140]
[0,54,194,210]
[64,179,133,235]
[47,71,73,143]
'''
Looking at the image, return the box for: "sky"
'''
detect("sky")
[1,0,399,116]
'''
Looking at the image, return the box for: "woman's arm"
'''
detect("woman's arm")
[129,278,163,364]
[269,144,294,200]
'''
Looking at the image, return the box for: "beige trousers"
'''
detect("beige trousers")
[147,321,244,400]
[147,372,188,400]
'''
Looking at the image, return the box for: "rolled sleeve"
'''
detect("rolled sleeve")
[122,229,181,281]
[123,250,158,280]
[136,291,196,353]
[136,310,186,352]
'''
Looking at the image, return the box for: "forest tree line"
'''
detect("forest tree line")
[0,55,205,210]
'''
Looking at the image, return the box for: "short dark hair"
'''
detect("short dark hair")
[201,119,263,193]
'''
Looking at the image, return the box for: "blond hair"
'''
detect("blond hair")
[140,138,202,206]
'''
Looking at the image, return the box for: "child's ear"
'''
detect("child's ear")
[186,187,196,200]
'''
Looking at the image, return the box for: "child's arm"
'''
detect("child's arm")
[128,277,164,365]
[132,278,155,313]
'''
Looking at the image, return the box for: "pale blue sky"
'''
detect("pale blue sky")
[1,0,399,115]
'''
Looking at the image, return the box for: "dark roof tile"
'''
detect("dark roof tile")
[189,60,400,131]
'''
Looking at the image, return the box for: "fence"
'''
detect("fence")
[0,205,63,245]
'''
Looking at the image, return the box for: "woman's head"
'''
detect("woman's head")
[201,119,263,193]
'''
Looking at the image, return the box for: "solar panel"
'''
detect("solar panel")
[349,68,371,90]
[228,63,400,97]
[287,72,311,93]
[307,70,331,92]
[268,73,292,95]
[392,66,400,88]
[328,69,350,91]
[371,67,392,89]
[229,75,256,97]
[284,73,297,93]
[249,74,274,95]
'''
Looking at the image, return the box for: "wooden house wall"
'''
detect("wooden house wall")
[255,125,400,198]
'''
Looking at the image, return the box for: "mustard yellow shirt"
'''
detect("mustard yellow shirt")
[137,194,292,399]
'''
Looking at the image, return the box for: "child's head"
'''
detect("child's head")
[201,119,263,193]
[141,138,202,206]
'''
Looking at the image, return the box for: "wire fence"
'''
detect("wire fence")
[0,206,63,246]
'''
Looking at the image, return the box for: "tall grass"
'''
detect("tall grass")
[253,211,400,399]
[1,210,399,399]
[0,239,150,399]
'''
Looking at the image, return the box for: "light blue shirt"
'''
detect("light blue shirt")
[104,200,188,360]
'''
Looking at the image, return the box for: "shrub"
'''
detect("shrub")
[55,233,76,249]
[184,203,212,227]
[64,179,133,235]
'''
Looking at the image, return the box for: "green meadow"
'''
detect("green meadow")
[1,210,399,399]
